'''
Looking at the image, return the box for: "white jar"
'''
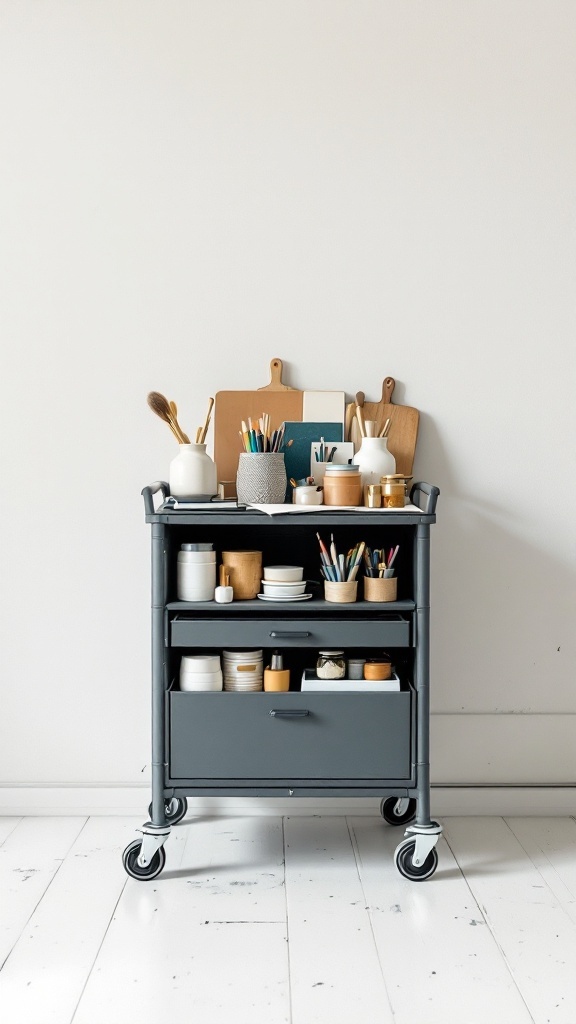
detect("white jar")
[169,444,217,500]
[177,545,216,601]
[354,437,396,488]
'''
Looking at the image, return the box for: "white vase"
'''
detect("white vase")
[169,444,217,500]
[355,437,396,487]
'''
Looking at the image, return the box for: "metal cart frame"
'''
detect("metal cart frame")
[123,482,442,881]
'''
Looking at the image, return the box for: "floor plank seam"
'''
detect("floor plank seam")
[281,817,293,1024]
[502,816,576,926]
[442,824,537,1024]
[69,864,128,1024]
[346,816,397,1023]
[0,818,23,849]
[0,816,90,975]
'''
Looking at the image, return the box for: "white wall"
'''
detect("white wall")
[1,1,575,809]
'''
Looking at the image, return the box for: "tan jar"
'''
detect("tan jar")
[323,465,362,506]
[380,474,413,509]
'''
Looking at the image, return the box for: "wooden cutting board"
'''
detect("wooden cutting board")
[214,358,303,485]
[345,377,420,477]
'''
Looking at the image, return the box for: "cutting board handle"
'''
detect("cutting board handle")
[258,358,295,392]
[382,377,395,403]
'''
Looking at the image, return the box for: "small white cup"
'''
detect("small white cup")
[215,585,233,604]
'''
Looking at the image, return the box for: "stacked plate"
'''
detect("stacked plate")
[222,650,263,691]
[180,654,223,691]
[258,565,312,603]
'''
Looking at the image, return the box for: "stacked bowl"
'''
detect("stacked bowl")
[222,650,263,692]
[260,565,308,601]
[179,654,223,691]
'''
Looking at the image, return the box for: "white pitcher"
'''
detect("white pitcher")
[355,437,396,487]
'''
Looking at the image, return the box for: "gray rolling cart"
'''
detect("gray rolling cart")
[123,481,442,881]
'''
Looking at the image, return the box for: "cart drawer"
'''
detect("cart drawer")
[168,691,412,780]
[170,616,410,648]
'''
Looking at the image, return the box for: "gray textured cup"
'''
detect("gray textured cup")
[236,453,287,504]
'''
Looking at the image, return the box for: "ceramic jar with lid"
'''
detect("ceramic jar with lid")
[177,544,216,601]
[316,651,346,679]
[322,464,362,506]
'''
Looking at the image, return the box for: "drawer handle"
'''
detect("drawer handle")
[269,631,311,638]
[269,709,310,717]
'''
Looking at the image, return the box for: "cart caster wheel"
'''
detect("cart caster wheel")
[122,840,166,881]
[380,797,417,826]
[148,797,188,825]
[394,837,438,881]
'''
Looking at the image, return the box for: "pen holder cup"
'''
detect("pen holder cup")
[324,580,358,604]
[363,576,397,603]
[236,453,287,505]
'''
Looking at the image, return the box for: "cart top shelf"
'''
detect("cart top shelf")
[142,482,439,525]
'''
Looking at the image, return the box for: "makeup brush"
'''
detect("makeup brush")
[147,392,187,444]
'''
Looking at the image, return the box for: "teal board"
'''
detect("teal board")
[283,422,344,500]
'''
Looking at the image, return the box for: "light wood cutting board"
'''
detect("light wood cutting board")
[214,358,303,485]
[345,377,420,477]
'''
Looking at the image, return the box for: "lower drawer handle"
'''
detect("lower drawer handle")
[269,631,311,638]
[269,709,310,717]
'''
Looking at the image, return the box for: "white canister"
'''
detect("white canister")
[354,437,396,488]
[169,444,217,500]
[177,545,216,601]
[180,670,223,692]
[294,485,323,506]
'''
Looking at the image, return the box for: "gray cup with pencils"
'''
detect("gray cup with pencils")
[236,453,287,504]
[236,416,291,504]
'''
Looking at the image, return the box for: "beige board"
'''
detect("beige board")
[345,377,419,477]
[214,358,303,488]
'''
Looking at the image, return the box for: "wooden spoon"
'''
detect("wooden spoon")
[169,400,190,443]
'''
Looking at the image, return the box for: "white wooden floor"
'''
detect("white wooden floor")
[1,815,576,1024]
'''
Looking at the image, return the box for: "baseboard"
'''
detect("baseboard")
[1,785,575,817]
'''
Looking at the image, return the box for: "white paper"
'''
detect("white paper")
[247,503,423,516]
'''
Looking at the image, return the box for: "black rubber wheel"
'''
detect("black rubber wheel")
[148,797,188,825]
[380,797,417,826]
[122,839,166,881]
[394,837,438,881]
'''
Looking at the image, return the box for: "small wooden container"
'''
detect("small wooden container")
[221,550,262,600]
[264,668,290,692]
[364,660,392,681]
[363,576,397,602]
[324,580,358,603]
[322,466,362,507]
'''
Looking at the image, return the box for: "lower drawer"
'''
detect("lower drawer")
[168,691,412,780]
[170,615,410,648]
